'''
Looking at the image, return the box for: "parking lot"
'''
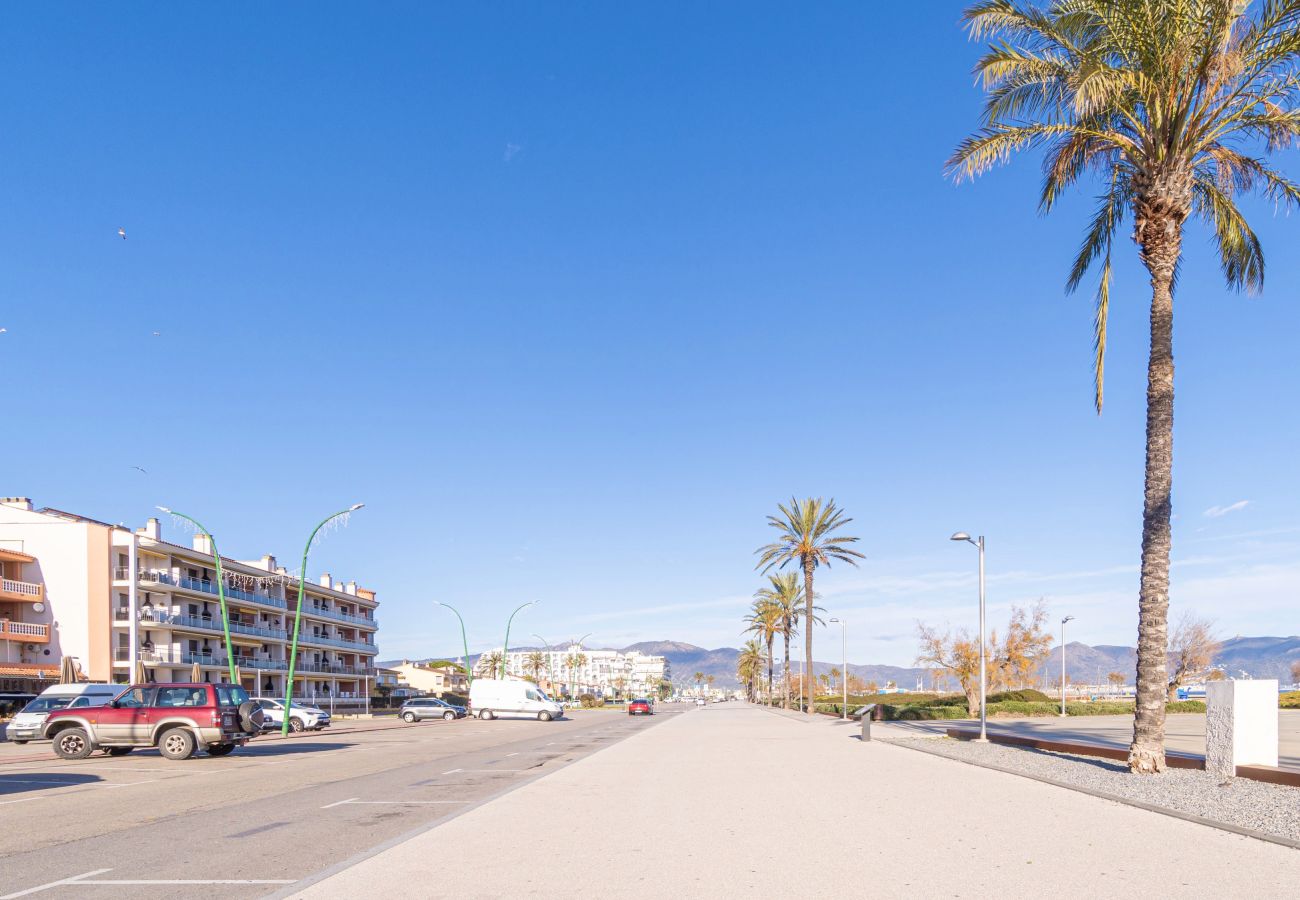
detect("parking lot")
[0,704,686,898]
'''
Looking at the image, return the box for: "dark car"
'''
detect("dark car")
[628,699,652,716]
[399,697,468,722]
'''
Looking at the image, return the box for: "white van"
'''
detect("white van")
[7,684,122,744]
[469,679,563,721]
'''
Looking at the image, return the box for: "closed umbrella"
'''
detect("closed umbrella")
[133,659,147,684]
[190,661,203,682]
[231,664,242,688]
[59,656,78,684]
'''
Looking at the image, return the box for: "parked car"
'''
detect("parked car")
[6,684,121,744]
[627,699,652,716]
[695,698,706,706]
[469,679,563,721]
[399,697,467,722]
[43,683,264,760]
[254,697,331,732]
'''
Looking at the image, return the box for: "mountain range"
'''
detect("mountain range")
[383,636,1300,690]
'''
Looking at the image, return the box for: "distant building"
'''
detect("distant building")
[390,660,468,696]
[477,645,668,698]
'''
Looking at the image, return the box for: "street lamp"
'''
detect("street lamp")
[434,601,473,692]
[500,601,538,679]
[950,532,988,742]
[157,507,237,685]
[829,618,847,720]
[283,504,364,736]
[1060,615,1075,717]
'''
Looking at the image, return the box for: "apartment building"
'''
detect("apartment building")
[0,498,380,706]
[477,645,669,698]
[388,660,468,697]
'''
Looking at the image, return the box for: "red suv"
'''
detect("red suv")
[628,699,652,716]
[43,683,264,761]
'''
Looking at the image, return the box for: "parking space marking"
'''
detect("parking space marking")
[320,797,360,809]
[504,752,519,757]
[327,799,470,806]
[1,868,112,899]
[0,795,45,806]
[441,768,463,775]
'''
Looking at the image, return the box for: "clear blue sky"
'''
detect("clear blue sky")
[3,3,1297,666]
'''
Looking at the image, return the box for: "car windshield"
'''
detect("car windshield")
[214,685,249,707]
[21,697,73,714]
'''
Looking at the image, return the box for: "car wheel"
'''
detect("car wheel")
[53,728,94,760]
[443,711,456,721]
[538,711,553,722]
[289,718,306,733]
[159,727,196,761]
[106,747,134,756]
[403,711,417,723]
[479,709,494,720]
[207,743,237,756]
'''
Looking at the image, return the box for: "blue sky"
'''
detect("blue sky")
[3,3,1297,666]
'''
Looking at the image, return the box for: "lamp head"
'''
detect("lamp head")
[349,503,365,511]
[156,506,172,514]
[829,617,841,623]
[950,531,972,543]
[1061,615,1075,625]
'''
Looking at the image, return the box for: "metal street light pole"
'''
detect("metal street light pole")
[157,507,237,685]
[500,601,538,679]
[829,617,847,720]
[1060,615,1075,717]
[283,504,364,737]
[950,532,988,742]
[434,601,473,692]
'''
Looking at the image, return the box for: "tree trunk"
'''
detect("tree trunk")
[766,635,774,703]
[803,558,815,716]
[782,628,791,710]
[1128,182,1187,775]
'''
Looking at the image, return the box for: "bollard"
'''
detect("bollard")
[1205,680,1278,778]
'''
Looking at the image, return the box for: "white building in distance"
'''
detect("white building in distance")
[474,645,668,699]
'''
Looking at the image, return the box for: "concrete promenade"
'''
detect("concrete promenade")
[291,704,1300,899]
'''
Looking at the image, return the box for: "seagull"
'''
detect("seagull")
[117,227,127,240]
[131,466,148,475]
[151,331,161,337]
[0,328,6,334]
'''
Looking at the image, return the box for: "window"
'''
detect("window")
[156,686,206,707]
[115,688,152,708]
[70,697,93,708]
[215,684,250,707]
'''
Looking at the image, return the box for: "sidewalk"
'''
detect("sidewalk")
[289,704,1300,898]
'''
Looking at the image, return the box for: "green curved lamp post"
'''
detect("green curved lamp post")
[157,507,237,685]
[500,601,538,679]
[283,504,364,736]
[433,601,473,691]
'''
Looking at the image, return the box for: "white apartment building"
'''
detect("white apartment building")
[476,645,669,698]
[0,498,379,706]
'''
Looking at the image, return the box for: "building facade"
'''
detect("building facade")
[388,661,468,697]
[475,645,669,699]
[0,498,380,706]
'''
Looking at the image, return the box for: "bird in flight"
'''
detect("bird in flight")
[117,227,127,240]
[151,331,161,337]
[130,466,148,475]
[0,328,7,334]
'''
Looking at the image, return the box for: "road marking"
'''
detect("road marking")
[0,869,112,899]
[504,752,518,757]
[320,797,360,809]
[0,796,45,806]
[441,768,463,775]
[336,800,470,805]
[103,780,157,788]
[73,880,296,887]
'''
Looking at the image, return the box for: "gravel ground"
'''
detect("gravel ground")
[893,736,1300,846]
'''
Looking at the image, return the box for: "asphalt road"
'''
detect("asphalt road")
[0,705,685,899]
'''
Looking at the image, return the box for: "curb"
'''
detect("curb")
[881,737,1300,853]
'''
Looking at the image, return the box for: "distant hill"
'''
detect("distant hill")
[380,635,1300,689]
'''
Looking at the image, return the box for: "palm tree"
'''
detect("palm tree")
[745,594,783,703]
[693,671,704,698]
[737,639,765,701]
[705,674,715,697]
[829,666,842,696]
[525,651,546,683]
[481,651,503,679]
[565,652,587,696]
[949,0,1300,774]
[755,573,804,710]
[756,497,864,715]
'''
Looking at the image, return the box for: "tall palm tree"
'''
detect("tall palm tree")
[482,651,503,679]
[755,573,804,710]
[693,671,704,697]
[525,651,546,683]
[756,497,864,715]
[744,594,782,703]
[737,639,765,701]
[949,0,1300,774]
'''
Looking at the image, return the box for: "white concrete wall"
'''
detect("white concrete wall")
[1205,679,1280,777]
[0,505,93,667]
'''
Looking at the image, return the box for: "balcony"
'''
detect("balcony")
[1,578,43,603]
[298,632,378,653]
[175,576,288,610]
[294,662,377,677]
[301,605,378,629]
[1,619,50,643]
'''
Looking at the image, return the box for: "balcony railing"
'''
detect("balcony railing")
[294,663,377,677]
[1,578,43,600]
[177,576,287,610]
[299,632,377,652]
[302,605,378,628]
[1,619,50,642]
[148,611,287,641]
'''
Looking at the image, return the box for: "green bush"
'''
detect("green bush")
[987,689,1051,704]
[1165,700,1206,713]
[578,693,603,708]
[1280,692,1300,709]
[893,705,970,720]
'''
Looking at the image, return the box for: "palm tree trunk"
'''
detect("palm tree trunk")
[803,557,815,715]
[1128,192,1185,775]
[766,635,774,703]
[782,628,791,710]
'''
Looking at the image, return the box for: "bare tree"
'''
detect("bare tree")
[1167,613,1219,702]
[916,623,982,717]
[1291,659,1300,686]
[990,601,1053,690]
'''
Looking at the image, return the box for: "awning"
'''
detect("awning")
[0,548,37,563]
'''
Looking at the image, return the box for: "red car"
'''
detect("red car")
[43,682,263,760]
[627,699,652,716]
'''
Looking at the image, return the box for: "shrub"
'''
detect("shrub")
[884,704,969,720]
[578,694,603,708]
[987,689,1051,703]
[1165,700,1206,713]
[1280,692,1300,709]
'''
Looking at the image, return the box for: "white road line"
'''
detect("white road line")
[504,752,518,757]
[103,780,157,788]
[338,800,470,805]
[0,796,45,806]
[320,797,360,809]
[0,868,112,899]
[75,880,296,886]
[441,768,463,775]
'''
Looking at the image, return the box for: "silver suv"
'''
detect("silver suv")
[399,697,466,722]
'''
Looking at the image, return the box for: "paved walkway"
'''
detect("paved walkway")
[290,704,1300,898]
